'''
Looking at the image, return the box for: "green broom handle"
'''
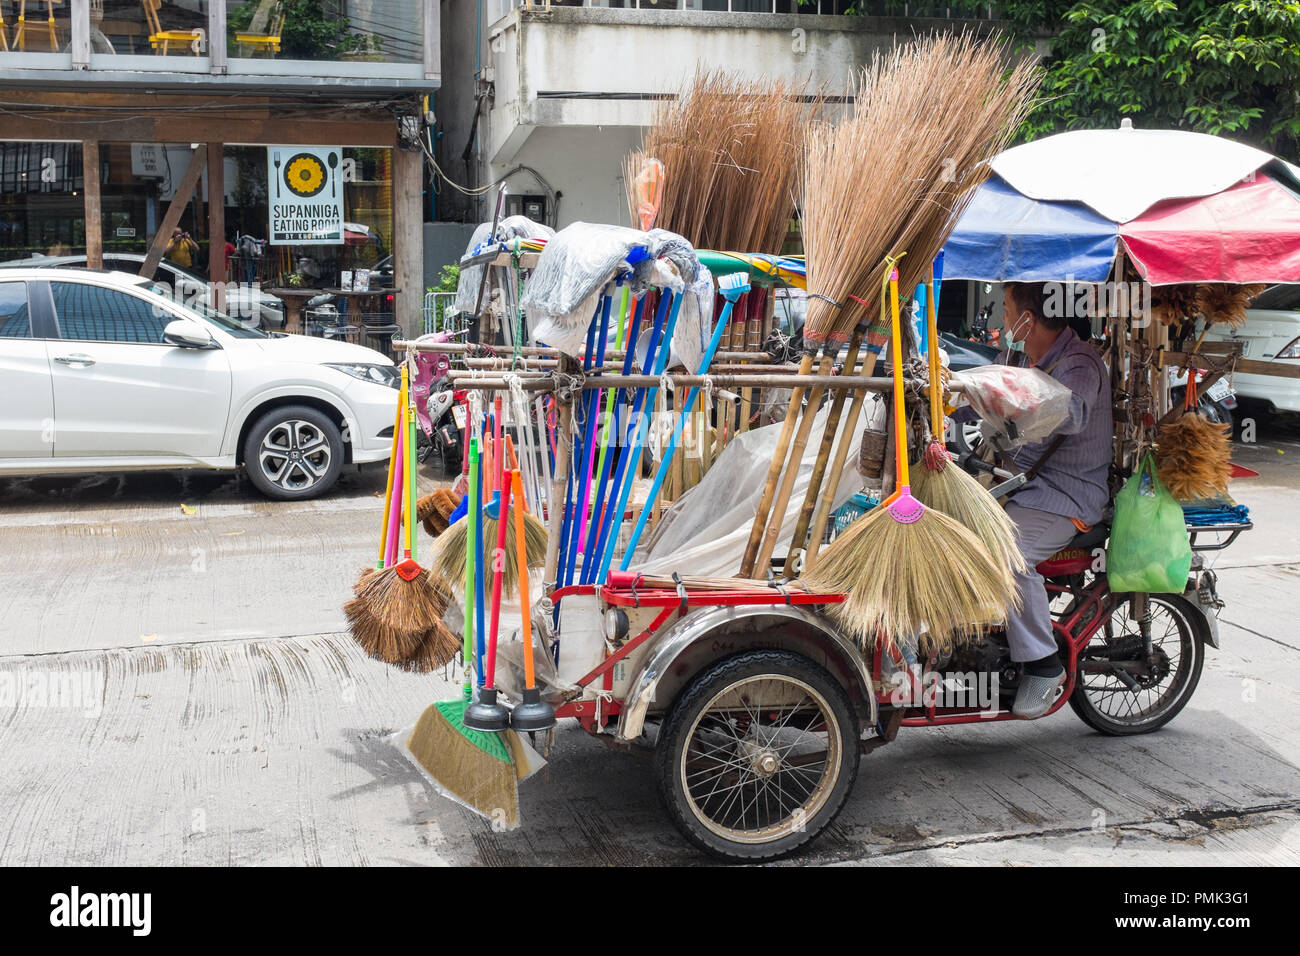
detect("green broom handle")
[463,437,479,699]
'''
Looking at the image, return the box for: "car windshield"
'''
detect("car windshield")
[147,283,267,338]
[1253,285,1300,311]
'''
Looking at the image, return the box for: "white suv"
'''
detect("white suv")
[0,268,397,500]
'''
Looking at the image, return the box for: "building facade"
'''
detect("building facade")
[0,0,441,337]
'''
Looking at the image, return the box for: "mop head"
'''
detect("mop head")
[912,456,1027,575]
[403,700,520,828]
[1195,283,1266,330]
[1156,412,1233,503]
[418,489,461,538]
[801,495,1017,655]
[431,509,547,598]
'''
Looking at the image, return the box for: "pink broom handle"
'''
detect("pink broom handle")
[385,421,405,567]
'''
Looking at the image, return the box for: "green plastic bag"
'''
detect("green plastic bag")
[1107,453,1193,593]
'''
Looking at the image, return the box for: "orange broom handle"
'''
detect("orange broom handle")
[503,434,530,514]
[888,267,910,489]
[510,468,535,690]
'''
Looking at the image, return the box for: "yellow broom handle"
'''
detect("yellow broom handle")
[889,271,909,488]
[377,377,406,563]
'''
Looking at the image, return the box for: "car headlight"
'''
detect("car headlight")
[325,363,400,388]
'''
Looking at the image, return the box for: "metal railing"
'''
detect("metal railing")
[422,291,470,336]
[506,1,999,17]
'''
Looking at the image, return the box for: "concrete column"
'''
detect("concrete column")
[393,145,424,340]
[207,142,226,310]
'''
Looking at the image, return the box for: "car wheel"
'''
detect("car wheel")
[243,405,344,500]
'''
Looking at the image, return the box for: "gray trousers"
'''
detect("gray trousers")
[1004,502,1082,662]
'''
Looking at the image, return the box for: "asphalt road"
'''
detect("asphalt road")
[1,414,1299,866]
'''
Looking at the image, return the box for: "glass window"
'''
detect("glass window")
[51,281,171,343]
[0,1,72,52]
[96,1,211,56]
[228,0,421,63]
[0,282,31,338]
[0,143,86,264]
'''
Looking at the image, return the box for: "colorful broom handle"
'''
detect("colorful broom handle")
[581,294,646,584]
[405,366,420,563]
[386,412,405,567]
[474,435,487,686]
[463,437,479,698]
[510,468,535,691]
[620,283,748,568]
[377,376,406,567]
[597,290,683,584]
[888,268,910,489]
[574,288,615,552]
[589,290,672,579]
[485,458,512,690]
[925,264,943,438]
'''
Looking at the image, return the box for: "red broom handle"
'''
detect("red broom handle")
[485,457,512,690]
[511,468,535,691]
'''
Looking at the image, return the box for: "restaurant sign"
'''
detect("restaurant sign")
[267,146,343,245]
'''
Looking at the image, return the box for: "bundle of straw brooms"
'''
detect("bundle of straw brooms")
[753,34,1042,651]
[627,69,818,253]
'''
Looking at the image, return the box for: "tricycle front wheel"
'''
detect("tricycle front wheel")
[654,650,860,862]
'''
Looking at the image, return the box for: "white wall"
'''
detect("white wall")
[491,126,642,229]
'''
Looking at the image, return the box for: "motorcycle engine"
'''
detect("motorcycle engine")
[932,630,1019,696]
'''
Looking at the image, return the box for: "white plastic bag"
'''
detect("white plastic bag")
[952,364,1072,446]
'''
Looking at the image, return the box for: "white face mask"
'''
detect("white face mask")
[1007,311,1032,353]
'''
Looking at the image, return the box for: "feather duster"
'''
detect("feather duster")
[1156,413,1233,503]
[1195,283,1267,329]
[1151,284,1199,327]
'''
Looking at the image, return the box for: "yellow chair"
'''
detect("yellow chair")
[142,0,205,56]
[12,0,62,51]
[234,0,283,58]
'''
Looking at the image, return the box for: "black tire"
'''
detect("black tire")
[1068,593,1206,736]
[242,404,344,500]
[655,650,860,862]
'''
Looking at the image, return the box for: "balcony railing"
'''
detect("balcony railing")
[494,0,999,17]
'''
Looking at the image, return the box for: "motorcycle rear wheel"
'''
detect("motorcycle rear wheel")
[1069,593,1206,736]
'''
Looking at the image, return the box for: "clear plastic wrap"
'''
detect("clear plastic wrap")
[952,364,1072,446]
[454,215,554,316]
[523,222,648,354]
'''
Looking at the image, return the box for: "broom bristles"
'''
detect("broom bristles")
[404,700,518,827]
[1156,413,1233,503]
[912,464,1028,576]
[802,503,1017,655]
[431,509,548,598]
[350,564,450,636]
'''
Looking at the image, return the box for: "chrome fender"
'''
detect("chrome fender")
[616,602,877,741]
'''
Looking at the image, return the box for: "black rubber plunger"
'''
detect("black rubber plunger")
[510,687,555,733]
[464,687,510,732]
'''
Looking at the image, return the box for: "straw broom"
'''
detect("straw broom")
[911,264,1025,575]
[431,435,547,597]
[802,270,1015,654]
[417,488,460,538]
[1156,374,1234,503]
[345,367,453,662]
[743,35,1041,577]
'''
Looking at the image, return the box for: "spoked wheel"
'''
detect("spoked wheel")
[1069,593,1206,735]
[655,650,859,861]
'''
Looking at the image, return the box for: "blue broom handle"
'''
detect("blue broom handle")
[580,294,646,585]
[562,289,614,587]
[620,291,745,568]
[588,290,672,577]
[555,296,604,588]
[596,291,683,583]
